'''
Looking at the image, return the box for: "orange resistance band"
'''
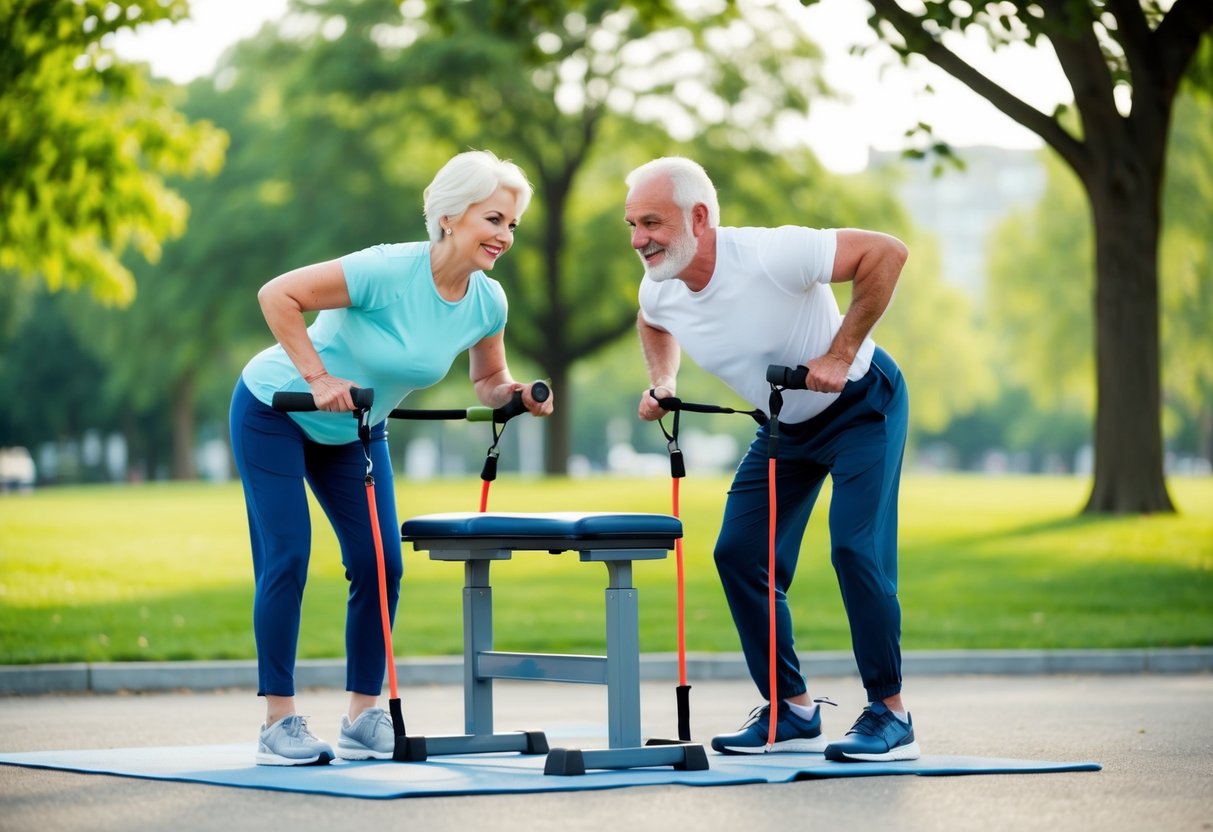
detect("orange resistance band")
[767,457,778,748]
[674,477,687,687]
[367,480,399,701]
[479,479,491,513]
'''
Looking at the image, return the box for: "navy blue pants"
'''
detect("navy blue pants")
[714,347,908,703]
[229,380,402,698]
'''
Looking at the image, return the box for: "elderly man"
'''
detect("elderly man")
[626,156,917,762]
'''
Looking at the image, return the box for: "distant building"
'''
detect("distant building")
[870,145,1046,297]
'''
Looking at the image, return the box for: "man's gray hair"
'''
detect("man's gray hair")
[625,156,720,228]
[424,150,534,242]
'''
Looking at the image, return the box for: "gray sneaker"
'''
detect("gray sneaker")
[337,707,396,760]
[256,715,334,766]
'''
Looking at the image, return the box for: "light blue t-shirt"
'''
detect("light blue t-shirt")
[241,241,507,444]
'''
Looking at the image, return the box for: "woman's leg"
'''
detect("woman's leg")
[229,381,312,721]
[305,424,402,712]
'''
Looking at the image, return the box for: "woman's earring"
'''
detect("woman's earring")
[445,227,452,236]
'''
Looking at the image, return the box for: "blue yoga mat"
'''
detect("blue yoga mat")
[0,743,1100,799]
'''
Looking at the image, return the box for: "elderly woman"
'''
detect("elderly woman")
[229,150,552,766]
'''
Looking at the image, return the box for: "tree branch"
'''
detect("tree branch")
[1151,0,1213,102]
[570,314,640,358]
[1105,0,1153,81]
[866,0,1086,173]
[1036,0,1123,145]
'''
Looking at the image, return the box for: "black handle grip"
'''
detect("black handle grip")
[272,386,374,411]
[493,381,550,423]
[766,364,808,390]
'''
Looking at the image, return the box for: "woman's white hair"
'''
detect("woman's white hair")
[423,150,534,242]
[625,156,720,228]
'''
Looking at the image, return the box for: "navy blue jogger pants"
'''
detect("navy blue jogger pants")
[713,347,909,704]
[229,380,402,698]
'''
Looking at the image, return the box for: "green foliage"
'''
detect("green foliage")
[984,89,1213,460]
[1159,91,1213,456]
[79,0,862,475]
[987,153,1094,415]
[1,476,1209,662]
[13,0,1202,491]
[0,292,110,454]
[0,0,227,306]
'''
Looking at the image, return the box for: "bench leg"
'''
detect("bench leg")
[604,560,641,749]
[464,560,494,736]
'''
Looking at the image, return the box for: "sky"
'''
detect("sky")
[108,0,1072,174]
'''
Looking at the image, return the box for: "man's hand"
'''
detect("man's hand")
[639,386,674,421]
[805,353,850,393]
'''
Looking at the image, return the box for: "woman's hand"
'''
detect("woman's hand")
[522,381,554,417]
[307,373,359,412]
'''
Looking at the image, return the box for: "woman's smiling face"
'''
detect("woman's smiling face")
[446,186,522,271]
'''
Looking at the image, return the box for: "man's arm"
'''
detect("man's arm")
[637,310,680,421]
[806,229,908,392]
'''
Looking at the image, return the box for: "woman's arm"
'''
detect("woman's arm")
[468,331,553,415]
[257,259,356,411]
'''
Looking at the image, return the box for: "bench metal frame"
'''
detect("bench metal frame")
[401,515,708,775]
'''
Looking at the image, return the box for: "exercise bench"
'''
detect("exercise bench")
[399,511,709,775]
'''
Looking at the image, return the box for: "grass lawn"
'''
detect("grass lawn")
[0,474,1209,664]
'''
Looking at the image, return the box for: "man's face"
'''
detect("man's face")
[625,177,699,283]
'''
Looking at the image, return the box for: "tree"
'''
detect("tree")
[271,0,837,474]
[986,85,1213,471]
[0,0,226,306]
[808,0,1213,512]
[64,24,437,480]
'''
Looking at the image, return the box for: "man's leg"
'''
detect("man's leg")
[713,431,825,701]
[826,352,909,702]
[822,351,919,762]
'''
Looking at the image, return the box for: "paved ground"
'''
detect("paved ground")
[2,672,1210,832]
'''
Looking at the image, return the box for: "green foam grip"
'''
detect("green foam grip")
[466,406,493,422]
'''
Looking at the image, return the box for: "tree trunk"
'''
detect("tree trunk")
[544,361,571,475]
[1082,147,1175,514]
[170,373,198,480]
[539,169,571,476]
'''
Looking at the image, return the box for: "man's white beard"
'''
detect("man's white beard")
[641,219,698,283]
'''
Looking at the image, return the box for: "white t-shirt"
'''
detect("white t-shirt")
[638,226,875,423]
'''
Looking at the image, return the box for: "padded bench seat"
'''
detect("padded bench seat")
[401,510,683,553]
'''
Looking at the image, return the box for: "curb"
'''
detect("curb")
[1,648,1210,696]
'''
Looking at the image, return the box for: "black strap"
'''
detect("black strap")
[355,406,375,484]
[388,408,469,421]
[656,407,686,480]
[651,390,770,478]
[654,395,768,425]
[480,419,506,483]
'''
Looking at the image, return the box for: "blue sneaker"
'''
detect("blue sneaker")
[710,702,829,754]
[824,701,921,762]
